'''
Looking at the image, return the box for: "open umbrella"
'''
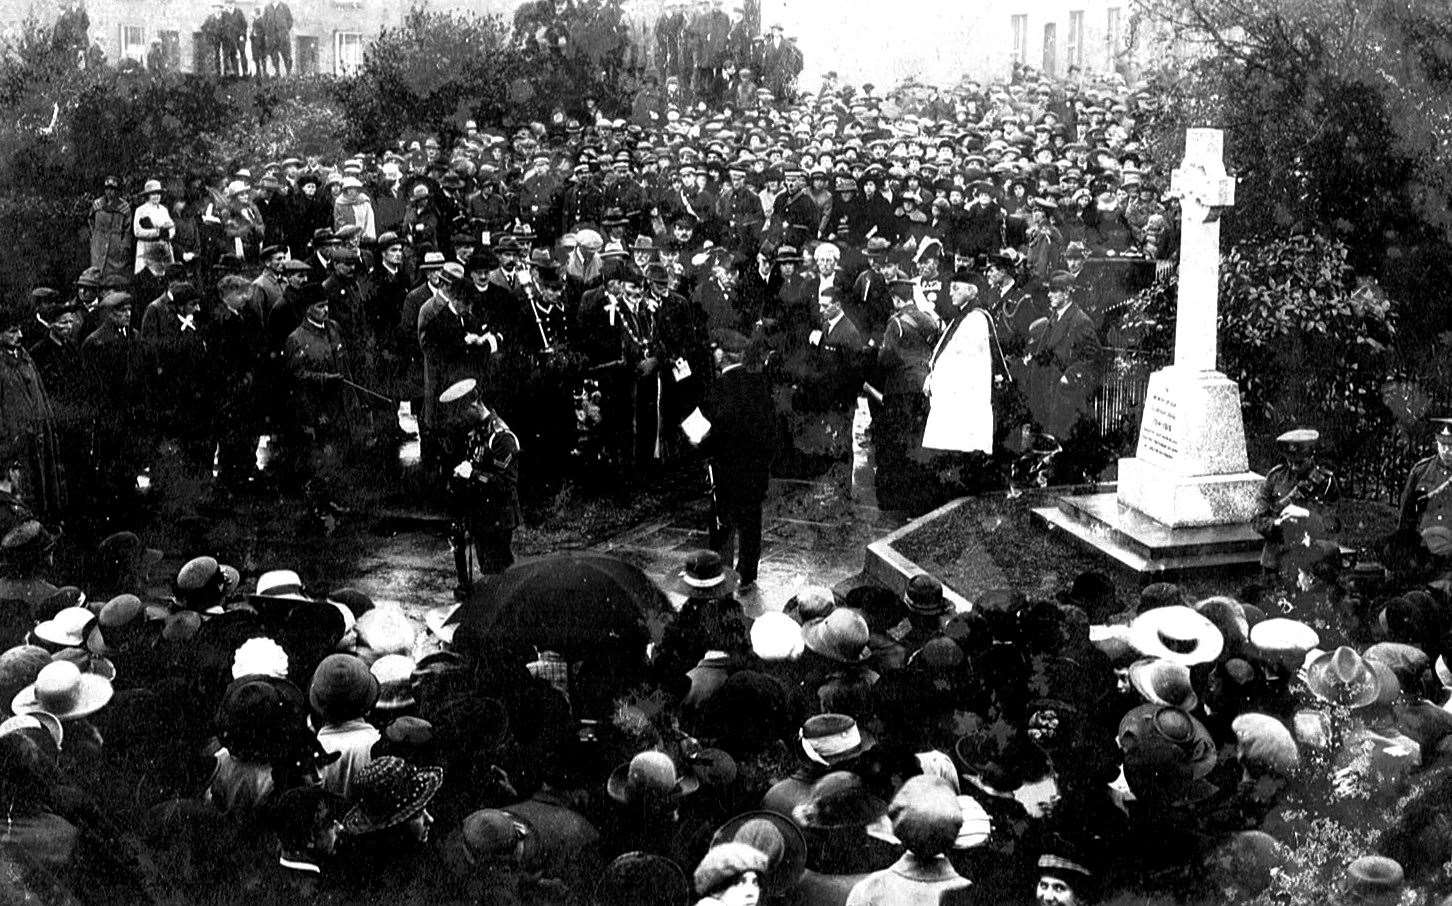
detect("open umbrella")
[445,552,665,656]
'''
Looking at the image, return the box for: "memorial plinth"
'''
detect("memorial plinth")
[1116,368,1262,527]
[1034,128,1263,572]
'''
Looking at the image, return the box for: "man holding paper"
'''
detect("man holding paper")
[691,332,776,590]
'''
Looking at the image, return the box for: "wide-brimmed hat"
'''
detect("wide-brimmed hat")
[711,810,808,894]
[138,179,165,198]
[0,711,63,753]
[175,556,240,613]
[607,750,699,805]
[1129,606,1224,665]
[668,550,740,599]
[12,660,113,720]
[802,609,871,663]
[339,756,443,834]
[86,594,148,656]
[799,713,875,766]
[1304,646,1381,708]
[1248,618,1319,668]
[594,852,690,906]
[1127,658,1199,711]
[32,607,95,649]
[792,771,889,829]
[1118,704,1216,779]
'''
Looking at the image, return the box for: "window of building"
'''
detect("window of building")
[1107,6,1123,60]
[334,31,363,75]
[159,30,180,70]
[1042,22,1057,77]
[1011,14,1028,65]
[1067,10,1084,68]
[297,36,319,76]
[119,24,145,61]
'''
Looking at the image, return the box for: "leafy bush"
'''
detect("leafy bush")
[201,86,350,169]
[1120,234,1404,495]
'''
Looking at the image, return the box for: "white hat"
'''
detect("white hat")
[340,176,363,190]
[1128,606,1224,666]
[750,611,804,662]
[33,607,96,649]
[225,179,250,197]
[255,569,308,600]
[231,637,289,680]
[12,661,113,721]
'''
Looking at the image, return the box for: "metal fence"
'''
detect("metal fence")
[1092,346,1168,446]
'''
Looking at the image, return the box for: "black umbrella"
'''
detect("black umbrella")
[445,552,666,655]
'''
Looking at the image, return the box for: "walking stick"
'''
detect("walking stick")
[341,377,397,408]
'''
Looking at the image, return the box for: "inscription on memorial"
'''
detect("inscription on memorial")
[1139,392,1179,462]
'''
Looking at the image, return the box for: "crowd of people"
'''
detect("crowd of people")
[37,60,1170,557]
[0,523,1450,904]
[22,52,1446,906]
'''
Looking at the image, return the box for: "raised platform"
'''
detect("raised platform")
[864,498,974,613]
[1032,491,1263,573]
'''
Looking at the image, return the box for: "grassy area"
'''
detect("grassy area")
[893,488,1399,606]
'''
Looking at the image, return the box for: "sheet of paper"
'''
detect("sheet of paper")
[672,358,692,382]
[681,407,711,444]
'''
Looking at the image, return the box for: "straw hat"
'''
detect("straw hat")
[12,661,113,720]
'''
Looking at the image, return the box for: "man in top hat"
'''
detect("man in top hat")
[438,379,521,593]
[1399,418,1452,558]
[692,331,776,590]
[1253,428,1341,578]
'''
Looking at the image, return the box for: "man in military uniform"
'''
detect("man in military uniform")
[282,285,349,504]
[439,378,521,597]
[1399,418,1452,561]
[1252,427,1341,577]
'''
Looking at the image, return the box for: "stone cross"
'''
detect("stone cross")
[1168,128,1237,372]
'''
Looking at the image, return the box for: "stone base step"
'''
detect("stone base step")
[1032,491,1262,573]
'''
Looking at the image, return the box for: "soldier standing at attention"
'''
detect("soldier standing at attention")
[1399,418,1452,561]
[1252,427,1340,577]
[439,379,521,598]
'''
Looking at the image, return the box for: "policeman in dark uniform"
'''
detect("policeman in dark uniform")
[439,379,521,598]
[1251,427,1341,577]
[1398,418,1452,560]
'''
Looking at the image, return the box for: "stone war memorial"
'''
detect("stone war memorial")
[1034,127,1266,572]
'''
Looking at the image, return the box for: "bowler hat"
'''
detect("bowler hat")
[905,573,950,616]
[668,550,740,599]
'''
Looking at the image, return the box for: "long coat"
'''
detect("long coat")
[923,307,994,454]
[1025,302,1103,438]
[0,348,63,517]
[89,196,133,281]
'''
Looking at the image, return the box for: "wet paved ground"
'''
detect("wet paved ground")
[339,399,902,654]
